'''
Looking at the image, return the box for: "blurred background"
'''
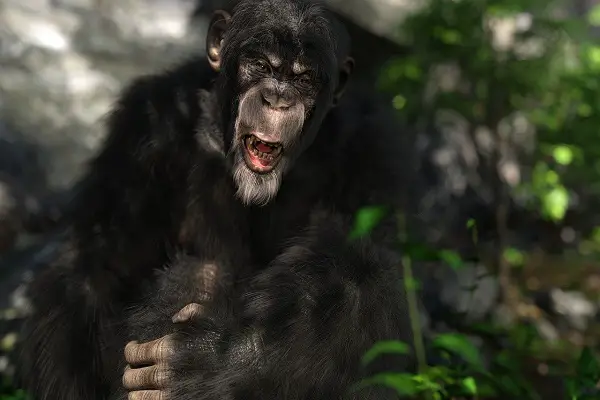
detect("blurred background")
[0,0,599,398]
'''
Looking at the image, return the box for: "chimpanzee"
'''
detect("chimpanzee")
[18,0,415,399]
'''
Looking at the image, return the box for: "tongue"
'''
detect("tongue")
[256,142,273,153]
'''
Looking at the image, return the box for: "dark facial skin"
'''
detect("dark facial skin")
[206,1,354,205]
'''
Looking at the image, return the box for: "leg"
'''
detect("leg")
[18,258,127,400]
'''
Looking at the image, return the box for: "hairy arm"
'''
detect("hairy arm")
[124,212,413,400]
[18,59,213,400]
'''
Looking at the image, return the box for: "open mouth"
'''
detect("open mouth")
[243,134,283,173]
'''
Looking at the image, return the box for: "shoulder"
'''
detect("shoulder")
[94,56,218,165]
[109,56,216,126]
[70,57,219,221]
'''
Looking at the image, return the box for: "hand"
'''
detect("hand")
[122,303,205,400]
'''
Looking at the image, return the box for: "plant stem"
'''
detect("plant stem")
[397,213,428,380]
[403,253,428,376]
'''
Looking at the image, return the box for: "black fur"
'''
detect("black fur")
[18,0,414,399]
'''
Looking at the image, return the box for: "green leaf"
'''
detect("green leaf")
[352,373,420,396]
[466,218,476,229]
[588,5,600,26]
[503,248,524,267]
[586,46,600,68]
[576,347,600,380]
[392,95,407,110]
[438,250,464,270]
[542,186,569,221]
[577,103,592,117]
[461,377,478,395]
[591,227,600,244]
[553,145,574,166]
[362,341,411,366]
[348,206,388,240]
[405,276,421,291]
[432,333,484,368]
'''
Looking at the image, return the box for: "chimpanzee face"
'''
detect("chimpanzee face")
[206,0,353,206]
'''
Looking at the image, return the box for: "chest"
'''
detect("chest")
[177,158,344,267]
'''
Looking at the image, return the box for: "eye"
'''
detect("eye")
[253,59,270,73]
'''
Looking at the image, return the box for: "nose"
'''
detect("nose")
[261,89,295,109]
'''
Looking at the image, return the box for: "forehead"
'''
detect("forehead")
[230,1,336,65]
[242,30,332,66]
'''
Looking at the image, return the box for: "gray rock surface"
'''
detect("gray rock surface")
[0,0,207,192]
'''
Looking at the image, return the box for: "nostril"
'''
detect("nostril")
[261,90,294,109]
[261,91,276,107]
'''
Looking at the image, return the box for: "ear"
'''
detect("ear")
[333,57,354,105]
[206,10,232,72]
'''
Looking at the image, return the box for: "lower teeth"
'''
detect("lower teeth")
[250,147,275,160]
[246,136,280,161]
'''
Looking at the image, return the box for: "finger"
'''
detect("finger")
[128,390,165,400]
[172,303,204,323]
[123,364,171,390]
[124,336,174,366]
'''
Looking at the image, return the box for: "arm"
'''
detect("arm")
[233,218,412,399]
[18,60,211,400]
[124,213,413,400]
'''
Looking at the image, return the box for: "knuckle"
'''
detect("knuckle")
[122,368,136,389]
[153,367,169,387]
[124,341,138,361]
[156,336,173,360]
[129,390,142,400]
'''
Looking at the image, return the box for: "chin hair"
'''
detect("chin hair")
[231,154,283,206]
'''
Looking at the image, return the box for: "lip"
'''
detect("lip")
[242,133,283,173]
[249,131,282,144]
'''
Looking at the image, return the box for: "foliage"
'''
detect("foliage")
[380,0,600,225]
[0,379,28,400]
[354,0,600,389]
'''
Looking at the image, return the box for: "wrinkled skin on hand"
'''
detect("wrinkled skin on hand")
[123,303,204,399]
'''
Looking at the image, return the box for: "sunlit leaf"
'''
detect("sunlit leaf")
[503,248,524,267]
[542,186,569,221]
[432,333,484,368]
[352,373,420,396]
[349,206,387,240]
[466,218,476,229]
[405,277,421,291]
[434,27,462,44]
[553,145,574,166]
[438,250,464,270]
[591,227,600,244]
[404,63,422,80]
[586,46,600,68]
[577,103,592,117]
[361,341,411,366]
[588,5,600,26]
[392,95,406,110]
[461,377,478,395]
[544,170,559,185]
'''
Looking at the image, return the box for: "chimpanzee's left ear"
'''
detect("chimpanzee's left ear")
[332,57,354,106]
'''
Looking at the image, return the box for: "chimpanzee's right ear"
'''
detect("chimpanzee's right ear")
[206,10,232,72]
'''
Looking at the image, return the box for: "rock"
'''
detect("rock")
[425,263,500,326]
[550,289,597,331]
[534,287,598,332]
[0,0,206,194]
